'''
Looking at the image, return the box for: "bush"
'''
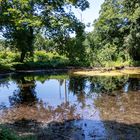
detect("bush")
[34,51,49,62]
[0,51,69,71]
[88,43,132,67]
[6,52,20,62]
[0,51,19,63]
[14,60,69,70]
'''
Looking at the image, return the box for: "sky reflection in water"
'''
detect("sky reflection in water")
[0,73,140,140]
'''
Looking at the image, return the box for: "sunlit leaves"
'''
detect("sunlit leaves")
[0,0,89,62]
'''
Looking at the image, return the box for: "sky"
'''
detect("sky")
[0,0,104,39]
[0,33,3,39]
[73,0,105,32]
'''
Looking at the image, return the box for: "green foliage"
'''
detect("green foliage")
[0,126,37,140]
[34,75,68,83]
[0,127,18,140]
[0,51,19,65]
[0,0,139,68]
[96,43,131,67]
[0,39,5,51]
[89,75,129,93]
[0,0,89,62]
[56,31,89,66]
[34,51,49,62]
[122,0,140,61]
[0,51,20,71]
[0,51,69,71]
[12,51,69,70]
[34,51,69,68]
[34,34,55,51]
[84,0,140,67]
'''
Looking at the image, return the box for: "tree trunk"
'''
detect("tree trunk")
[20,51,26,62]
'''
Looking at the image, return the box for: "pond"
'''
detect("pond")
[0,72,140,140]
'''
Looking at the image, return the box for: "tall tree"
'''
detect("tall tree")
[86,0,127,66]
[123,0,140,61]
[0,0,89,62]
[87,0,140,66]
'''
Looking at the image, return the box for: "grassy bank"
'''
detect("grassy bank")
[71,67,140,76]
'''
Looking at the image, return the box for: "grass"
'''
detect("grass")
[72,67,140,76]
[0,126,37,140]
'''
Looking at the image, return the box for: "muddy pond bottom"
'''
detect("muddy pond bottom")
[0,73,140,140]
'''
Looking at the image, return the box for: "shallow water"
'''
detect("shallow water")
[0,73,140,140]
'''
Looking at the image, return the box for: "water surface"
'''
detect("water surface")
[0,73,140,140]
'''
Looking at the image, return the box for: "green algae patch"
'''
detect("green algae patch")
[72,68,140,77]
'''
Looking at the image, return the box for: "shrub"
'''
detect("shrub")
[6,52,20,62]
[34,51,49,62]
[0,51,19,64]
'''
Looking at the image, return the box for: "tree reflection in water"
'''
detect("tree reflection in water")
[0,74,139,139]
[68,76,87,108]
[88,76,129,94]
[9,76,38,106]
[0,75,80,124]
[125,78,140,91]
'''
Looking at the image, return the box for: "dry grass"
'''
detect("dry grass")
[72,67,140,76]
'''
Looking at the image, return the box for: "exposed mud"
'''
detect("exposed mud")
[0,73,140,139]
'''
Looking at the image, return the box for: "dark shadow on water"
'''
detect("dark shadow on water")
[9,76,38,106]
[2,119,140,140]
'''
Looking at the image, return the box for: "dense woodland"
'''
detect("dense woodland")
[0,0,140,71]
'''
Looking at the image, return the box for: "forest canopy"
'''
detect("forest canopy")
[0,0,89,62]
[84,0,140,67]
[0,0,140,69]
